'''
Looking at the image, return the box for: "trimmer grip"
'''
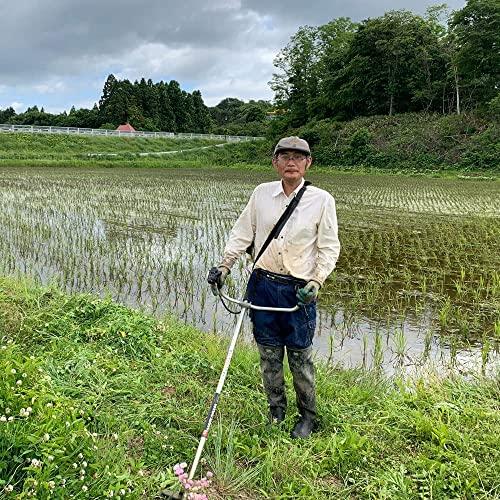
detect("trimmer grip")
[207,266,222,287]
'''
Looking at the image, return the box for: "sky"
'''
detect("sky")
[0,0,466,113]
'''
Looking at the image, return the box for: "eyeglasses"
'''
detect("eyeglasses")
[277,153,308,162]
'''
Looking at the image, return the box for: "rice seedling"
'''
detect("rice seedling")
[0,165,498,375]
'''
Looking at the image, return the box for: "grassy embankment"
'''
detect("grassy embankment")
[1,112,498,176]
[0,133,223,169]
[1,277,499,498]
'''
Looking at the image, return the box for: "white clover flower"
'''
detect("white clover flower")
[120,489,126,496]
[0,416,6,422]
[8,416,13,422]
[26,407,32,413]
[82,461,88,468]
[112,433,118,440]
[46,402,53,408]
[22,372,27,378]
[5,408,10,414]
[82,485,88,492]
[73,463,78,468]
[30,458,42,468]
[78,453,84,459]
[4,485,14,492]
[43,433,50,441]
[11,368,16,374]
[47,455,54,462]
[16,380,22,385]
[48,481,55,489]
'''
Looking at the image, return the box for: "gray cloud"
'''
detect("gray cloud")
[0,0,466,108]
[243,0,467,25]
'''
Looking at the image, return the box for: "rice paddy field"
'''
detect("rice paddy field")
[0,165,498,376]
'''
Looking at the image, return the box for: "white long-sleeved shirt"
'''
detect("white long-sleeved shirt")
[221,178,340,286]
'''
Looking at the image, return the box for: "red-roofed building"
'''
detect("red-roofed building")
[116,123,136,132]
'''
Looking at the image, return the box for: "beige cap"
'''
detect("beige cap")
[273,136,311,156]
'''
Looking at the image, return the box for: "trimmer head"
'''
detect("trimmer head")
[156,488,183,499]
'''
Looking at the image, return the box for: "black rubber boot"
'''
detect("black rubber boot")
[287,346,317,438]
[269,406,286,424]
[257,344,286,423]
[290,413,318,438]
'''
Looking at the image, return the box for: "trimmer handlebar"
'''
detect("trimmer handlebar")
[217,289,300,312]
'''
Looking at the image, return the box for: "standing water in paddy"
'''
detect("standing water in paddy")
[0,166,498,375]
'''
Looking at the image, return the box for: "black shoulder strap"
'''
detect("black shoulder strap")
[252,181,311,268]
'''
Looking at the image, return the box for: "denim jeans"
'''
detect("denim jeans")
[246,269,316,349]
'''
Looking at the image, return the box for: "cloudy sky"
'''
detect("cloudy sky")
[0,0,466,113]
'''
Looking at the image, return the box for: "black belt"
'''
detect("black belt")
[254,268,307,286]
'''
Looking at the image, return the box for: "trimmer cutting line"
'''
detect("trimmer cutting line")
[158,272,299,499]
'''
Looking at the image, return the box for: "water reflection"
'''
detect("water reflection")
[0,166,498,377]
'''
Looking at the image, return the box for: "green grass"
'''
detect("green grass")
[0,132,223,160]
[1,277,499,498]
[1,129,498,180]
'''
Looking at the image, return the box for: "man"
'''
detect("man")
[210,136,340,438]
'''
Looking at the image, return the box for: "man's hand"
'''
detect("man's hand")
[296,280,320,305]
[207,266,230,296]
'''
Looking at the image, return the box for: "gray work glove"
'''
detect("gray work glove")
[296,280,320,305]
[207,266,230,296]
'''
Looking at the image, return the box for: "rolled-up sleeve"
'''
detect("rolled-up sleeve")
[312,195,340,286]
[220,189,256,270]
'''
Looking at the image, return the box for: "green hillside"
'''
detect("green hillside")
[0,132,221,160]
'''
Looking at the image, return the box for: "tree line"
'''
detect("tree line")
[0,77,271,135]
[271,0,499,127]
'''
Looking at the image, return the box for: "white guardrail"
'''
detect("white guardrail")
[0,123,264,142]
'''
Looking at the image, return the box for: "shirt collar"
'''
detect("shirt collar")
[272,178,305,198]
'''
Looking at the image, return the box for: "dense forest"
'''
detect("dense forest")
[0,0,498,139]
[271,1,498,125]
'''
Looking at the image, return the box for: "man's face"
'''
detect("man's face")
[272,150,312,183]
